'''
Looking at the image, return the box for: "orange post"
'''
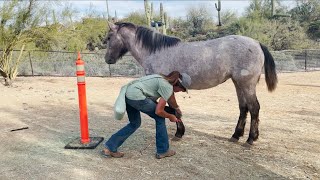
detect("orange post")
[65,52,103,149]
[76,52,90,144]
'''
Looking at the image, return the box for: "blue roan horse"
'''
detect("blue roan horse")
[104,22,278,146]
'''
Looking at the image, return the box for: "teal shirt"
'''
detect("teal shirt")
[125,74,173,101]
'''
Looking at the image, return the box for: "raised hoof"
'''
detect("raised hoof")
[171,136,182,141]
[229,137,239,143]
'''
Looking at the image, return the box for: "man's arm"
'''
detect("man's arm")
[166,93,182,118]
[155,97,180,122]
[166,93,179,109]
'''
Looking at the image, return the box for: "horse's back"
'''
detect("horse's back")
[145,35,265,89]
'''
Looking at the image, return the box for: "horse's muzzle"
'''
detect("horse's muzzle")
[105,59,116,64]
[105,56,116,64]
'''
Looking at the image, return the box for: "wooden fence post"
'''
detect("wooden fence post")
[28,51,34,76]
[108,64,112,77]
[304,50,307,71]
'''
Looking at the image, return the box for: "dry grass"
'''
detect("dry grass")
[0,71,319,179]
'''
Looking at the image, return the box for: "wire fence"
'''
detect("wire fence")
[3,49,320,77]
[272,49,320,72]
[17,50,144,77]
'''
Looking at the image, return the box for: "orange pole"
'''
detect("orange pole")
[76,52,90,144]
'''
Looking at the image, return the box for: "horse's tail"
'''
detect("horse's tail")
[260,43,278,92]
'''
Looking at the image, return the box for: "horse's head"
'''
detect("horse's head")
[103,22,129,64]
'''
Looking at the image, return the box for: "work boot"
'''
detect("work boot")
[101,148,124,158]
[156,150,176,159]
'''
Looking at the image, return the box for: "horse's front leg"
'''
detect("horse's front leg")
[164,106,185,141]
[174,121,185,138]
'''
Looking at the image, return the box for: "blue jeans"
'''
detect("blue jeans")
[105,97,169,154]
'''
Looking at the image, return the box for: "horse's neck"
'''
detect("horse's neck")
[127,44,150,65]
[129,46,149,64]
[123,32,150,65]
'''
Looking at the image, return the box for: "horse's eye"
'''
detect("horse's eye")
[103,37,110,45]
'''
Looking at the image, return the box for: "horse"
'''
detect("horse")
[103,22,278,146]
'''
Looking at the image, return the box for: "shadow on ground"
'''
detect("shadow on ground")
[0,101,287,180]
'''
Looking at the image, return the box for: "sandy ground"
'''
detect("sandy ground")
[0,71,319,180]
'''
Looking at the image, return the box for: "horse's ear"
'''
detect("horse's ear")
[107,21,117,32]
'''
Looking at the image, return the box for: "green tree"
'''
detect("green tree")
[31,25,61,50]
[245,0,287,20]
[78,17,108,51]
[122,11,147,26]
[220,10,238,26]
[290,0,320,25]
[0,0,46,85]
[61,2,78,28]
[290,0,320,40]
[245,0,270,20]
[307,20,320,40]
[186,5,214,38]
[228,17,312,50]
[169,18,190,39]
[266,19,311,50]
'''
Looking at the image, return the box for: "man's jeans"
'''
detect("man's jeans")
[105,97,169,154]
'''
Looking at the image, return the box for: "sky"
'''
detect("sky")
[66,0,297,20]
[0,0,297,21]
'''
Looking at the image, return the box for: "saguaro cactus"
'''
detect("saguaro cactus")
[52,10,58,24]
[150,2,154,23]
[271,0,275,17]
[144,0,151,27]
[160,3,167,34]
[113,10,118,22]
[215,0,222,26]
[106,0,110,21]
[164,12,168,31]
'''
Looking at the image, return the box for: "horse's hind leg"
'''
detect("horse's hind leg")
[238,86,260,145]
[230,78,260,145]
[245,94,260,145]
[230,81,249,142]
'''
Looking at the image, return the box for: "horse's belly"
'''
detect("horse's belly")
[190,76,229,90]
[188,71,231,90]
[144,60,231,90]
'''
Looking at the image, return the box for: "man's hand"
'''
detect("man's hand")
[168,114,181,122]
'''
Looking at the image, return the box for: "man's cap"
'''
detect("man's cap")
[178,73,191,92]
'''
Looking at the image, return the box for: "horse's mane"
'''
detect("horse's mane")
[115,22,181,53]
[136,26,181,53]
[115,22,136,31]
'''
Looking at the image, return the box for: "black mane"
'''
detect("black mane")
[136,26,181,53]
[115,22,136,31]
[115,22,181,53]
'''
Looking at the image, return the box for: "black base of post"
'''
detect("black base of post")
[65,137,104,149]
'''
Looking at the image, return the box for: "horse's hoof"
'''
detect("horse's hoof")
[246,138,254,145]
[229,137,239,143]
[171,136,182,141]
[242,142,252,148]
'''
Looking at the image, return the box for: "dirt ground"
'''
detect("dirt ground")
[0,71,319,180]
